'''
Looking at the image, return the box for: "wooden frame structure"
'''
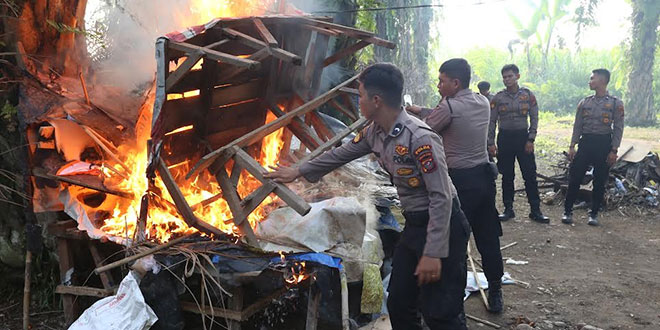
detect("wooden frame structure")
[149,15,394,245]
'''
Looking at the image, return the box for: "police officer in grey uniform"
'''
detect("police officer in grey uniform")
[265,63,470,329]
[407,59,504,313]
[478,81,495,102]
[488,64,549,223]
[562,68,624,226]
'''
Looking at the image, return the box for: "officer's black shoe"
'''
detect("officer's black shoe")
[587,213,600,226]
[487,284,503,313]
[498,208,515,221]
[529,209,550,223]
[561,212,573,224]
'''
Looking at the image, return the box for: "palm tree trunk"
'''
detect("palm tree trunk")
[626,0,660,126]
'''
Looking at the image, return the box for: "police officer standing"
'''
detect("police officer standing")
[478,81,495,102]
[562,68,624,226]
[488,64,549,223]
[265,63,470,329]
[407,58,504,313]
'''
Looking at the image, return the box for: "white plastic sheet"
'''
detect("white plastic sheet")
[69,271,158,330]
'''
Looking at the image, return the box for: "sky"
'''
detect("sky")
[433,0,631,54]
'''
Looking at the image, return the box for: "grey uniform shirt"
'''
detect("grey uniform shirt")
[571,93,625,149]
[488,87,539,146]
[299,111,456,258]
[419,89,490,169]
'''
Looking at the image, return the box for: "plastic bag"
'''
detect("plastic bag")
[69,271,158,330]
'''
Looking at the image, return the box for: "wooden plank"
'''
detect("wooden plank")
[56,238,78,326]
[218,47,271,83]
[32,167,132,198]
[329,99,357,121]
[232,147,311,216]
[229,160,243,188]
[301,24,340,37]
[88,242,114,290]
[305,284,321,330]
[180,301,242,321]
[240,181,276,216]
[298,118,368,165]
[241,287,288,320]
[55,285,114,298]
[308,111,334,142]
[252,18,278,46]
[155,157,226,238]
[169,41,260,69]
[339,87,359,95]
[299,17,396,49]
[340,93,359,118]
[166,51,203,92]
[187,74,359,179]
[268,105,323,150]
[323,40,371,67]
[211,79,264,108]
[215,162,259,246]
[222,27,302,65]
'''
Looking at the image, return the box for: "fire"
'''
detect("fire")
[174,0,278,28]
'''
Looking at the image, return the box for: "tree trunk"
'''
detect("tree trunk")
[625,0,660,126]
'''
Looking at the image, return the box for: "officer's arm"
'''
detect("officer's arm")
[570,99,584,148]
[528,92,539,141]
[424,100,452,132]
[612,100,625,150]
[413,134,453,259]
[487,98,498,146]
[419,106,435,119]
[299,126,372,183]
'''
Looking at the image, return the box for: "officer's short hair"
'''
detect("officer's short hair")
[358,63,404,108]
[477,81,491,91]
[501,64,519,75]
[439,58,471,89]
[592,68,611,84]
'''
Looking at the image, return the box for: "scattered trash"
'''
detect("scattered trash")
[506,258,529,265]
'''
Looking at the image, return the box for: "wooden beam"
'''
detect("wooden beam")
[307,111,334,142]
[222,27,302,65]
[301,24,340,37]
[214,161,259,246]
[299,17,396,49]
[298,118,368,165]
[329,99,357,121]
[187,74,359,179]
[32,167,132,198]
[252,18,278,46]
[218,47,271,82]
[268,105,323,150]
[56,285,114,298]
[89,242,114,290]
[339,87,359,95]
[240,181,276,216]
[155,157,226,238]
[169,41,260,69]
[232,147,311,216]
[180,301,242,321]
[166,51,203,92]
[323,40,371,67]
[340,93,359,118]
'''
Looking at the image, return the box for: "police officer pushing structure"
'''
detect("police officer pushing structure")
[562,68,624,226]
[407,58,505,313]
[265,63,471,329]
[488,64,550,223]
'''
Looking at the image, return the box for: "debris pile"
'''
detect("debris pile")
[539,143,660,210]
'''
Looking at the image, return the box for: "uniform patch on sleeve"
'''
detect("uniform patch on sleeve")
[530,93,537,106]
[396,167,414,176]
[414,145,432,156]
[490,101,496,109]
[395,145,409,156]
[519,94,529,101]
[408,177,420,187]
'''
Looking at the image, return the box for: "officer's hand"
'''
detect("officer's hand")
[488,145,497,158]
[264,164,300,183]
[607,151,617,166]
[568,146,576,161]
[405,104,422,115]
[524,141,534,154]
[415,256,442,286]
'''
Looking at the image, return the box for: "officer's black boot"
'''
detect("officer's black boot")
[529,205,549,224]
[487,281,503,313]
[498,204,515,221]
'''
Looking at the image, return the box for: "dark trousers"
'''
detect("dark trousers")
[449,163,504,284]
[387,198,470,330]
[497,129,541,209]
[564,134,612,215]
